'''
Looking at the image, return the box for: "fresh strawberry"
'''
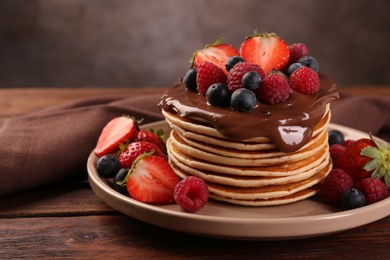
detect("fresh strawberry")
[335,138,375,181]
[191,38,239,75]
[196,61,227,96]
[137,129,166,153]
[360,134,390,187]
[94,116,138,156]
[126,153,179,203]
[240,32,290,75]
[118,141,165,168]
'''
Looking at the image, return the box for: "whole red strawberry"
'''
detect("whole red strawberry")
[227,62,265,93]
[196,61,227,96]
[137,129,166,153]
[240,32,290,75]
[192,39,239,75]
[256,73,291,104]
[288,43,309,64]
[289,67,320,95]
[118,141,165,168]
[335,138,375,181]
[355,178,388,204]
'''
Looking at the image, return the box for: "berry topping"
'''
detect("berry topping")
[183,68,197,92]
[96,155,121,178]
[287,62,304,75]
[118,141,165,168]
[288,43,309,64]
[94,116,139,156]
[340,188,366,210]
[231,88,257,112]
[113,168,130,194]
[335,138,375,181]
[298,56,320,73]
[125,153,180,203]
[191,38,239,75]
[320,169,354,205]
[289,67,320,95]
[242,71,262,91]
[240,32,290,75]
[227,62,265,93]
[225,56,245,72]
[256,73,291,105]
[136,129,166,153]
[328,130,345,146]
[196,61,227,96]
[355,178,388,205]
[206,83,231,107]
[174,176,209,213]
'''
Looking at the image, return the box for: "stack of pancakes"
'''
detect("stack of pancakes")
[162,107,332,206]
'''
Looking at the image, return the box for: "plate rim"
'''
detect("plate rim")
[87,121,390,240]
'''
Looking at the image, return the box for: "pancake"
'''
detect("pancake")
[168,146,330,187]
[169,128,329,167]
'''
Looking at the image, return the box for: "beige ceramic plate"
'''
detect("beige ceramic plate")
[87,121,390,240]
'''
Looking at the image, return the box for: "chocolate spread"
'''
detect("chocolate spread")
[159,74,339,153]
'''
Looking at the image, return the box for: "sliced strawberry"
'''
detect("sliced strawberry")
[136,129,166,153]
[240,32,290,75]
[118,141,165,168]
[192,38,239,75]
[126,154,179,203]
[94,116,138,156]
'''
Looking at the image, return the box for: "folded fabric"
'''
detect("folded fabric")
[0,91,389,197]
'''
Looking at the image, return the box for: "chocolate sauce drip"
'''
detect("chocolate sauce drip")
[159,74,339,153]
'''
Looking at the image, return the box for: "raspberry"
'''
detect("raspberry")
[288,43,309,64]
[355,178,388,205]
[329,144,346,163]
[320,169,354,205]
[227,62,265,93]
[289,67,320,95]
[196,61,227,96]
[256,74,291,105]
[174,176,209,213]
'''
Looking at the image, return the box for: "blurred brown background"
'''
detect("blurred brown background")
[0,0,389,88]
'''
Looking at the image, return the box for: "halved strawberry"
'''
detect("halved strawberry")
[191,38,239,75]
[118,141,165,168]
[240,32,290,75]
[94,116,138,157]
[126,154,179,203]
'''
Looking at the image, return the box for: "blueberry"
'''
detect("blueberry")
[96,155,120,178]
[298,56,320,73]
[113,168,129,194]
[231,88,257,112]
[287,63,304,75]
[242,71,261,91]
[328,130,345,146]
[206,83,230,107]
[183,68,197,92]
[340,188,366,210]
[225,56,245,72]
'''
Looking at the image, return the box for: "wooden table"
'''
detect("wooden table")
[0,87,389,259]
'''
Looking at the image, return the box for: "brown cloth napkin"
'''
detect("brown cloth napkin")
[0,91,389,197]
